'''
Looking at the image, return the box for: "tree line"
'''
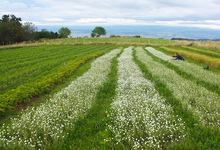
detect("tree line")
[0,14,71,45]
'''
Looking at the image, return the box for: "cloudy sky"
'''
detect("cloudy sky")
[1,0,220,29]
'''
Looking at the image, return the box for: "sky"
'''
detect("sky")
[1,0,220,29]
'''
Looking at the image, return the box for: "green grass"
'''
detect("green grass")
[0,45,120,117]
[145,49,220,96]
[153,46,220,74]
[0,37,179,48]
[1,45,220,149]
[171,46,220,58]
[0,45,117,95]
[51,49,123,150]
[0,56,94,126]
[133,47,220,150]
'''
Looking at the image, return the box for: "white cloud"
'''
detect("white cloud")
[43,18,63,21]
[77,18,136,24]
[0,0,220,29]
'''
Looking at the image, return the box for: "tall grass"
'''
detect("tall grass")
[160,47,220,68]
[0,37,181,48]
[181,46,220,57]
[192,41,220,50]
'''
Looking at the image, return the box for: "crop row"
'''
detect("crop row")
[0,46,219,149]
[137,47,220,127]
[0,49,121,149]
[0,45,115,94]
[107,47,185,149]
[160,47,220,68]
[0,45,109,67]
[0,48,114,116]
[146,47,220,90]
[181,46,220,57]
[14,38,178,46]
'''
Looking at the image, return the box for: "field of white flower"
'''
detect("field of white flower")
[108,47,185,149]
[0,49,121,149]
[146,47,220,87]
[136,47,220,127]
[1,46,219,149]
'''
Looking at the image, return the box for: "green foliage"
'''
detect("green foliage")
[91,26,107,37]
[0,46,220,149]
[55,49,123,149]
[58,27,71,38]
[0,45,118,117]
[133,47,220,149]
[0,14,21,24]
[37,29,52,39]
[0,14,23,45]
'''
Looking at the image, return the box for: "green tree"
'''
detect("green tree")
[37,29,51,39]
[51,31,59,39]
[91,26,107,37]
[0,14,23,45]
[58,27,71,38]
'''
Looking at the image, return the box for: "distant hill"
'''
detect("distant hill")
[171,38,220,41]
[37,25,220,40]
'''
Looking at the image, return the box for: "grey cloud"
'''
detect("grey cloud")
[1,0,220,28]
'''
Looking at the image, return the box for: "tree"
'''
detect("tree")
[50,31,59,39]
[91,26,106,37]
[58,27,71,38]
[0,14,23,45]
[37,29,51,39]
[0,14,21,24]
[23,22,38,41]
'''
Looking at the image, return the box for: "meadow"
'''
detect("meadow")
[0,40,220,149]
[1,37,179,47]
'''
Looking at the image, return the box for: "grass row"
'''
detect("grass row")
[0,46,219,149]
[133,47,220,149]
[0,38,184,49]
[145,47,220,95]
[0,48,122,149]
[160,47,220,68]
[0,45,115,94]
[181,46,220,58]
[152,46,220,74]
[54,49,123,149]
[0,49,111,117]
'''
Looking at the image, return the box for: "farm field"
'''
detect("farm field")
[0,45,220,149]
[0,45,119,115]
[0,37,179,47]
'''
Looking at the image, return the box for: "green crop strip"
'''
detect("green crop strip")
[160,47,220,68]
[144,49,220,96]
[56,49,124,150]
[0,48,122,149]
[181,46,220,58]
[0,45,116,94]
[0,45,119,117]
[133,47,220,149]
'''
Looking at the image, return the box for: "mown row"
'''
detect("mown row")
[0,46,219,149]
[0,45,119,116]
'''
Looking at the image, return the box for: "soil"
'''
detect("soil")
[0,95,42,122]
